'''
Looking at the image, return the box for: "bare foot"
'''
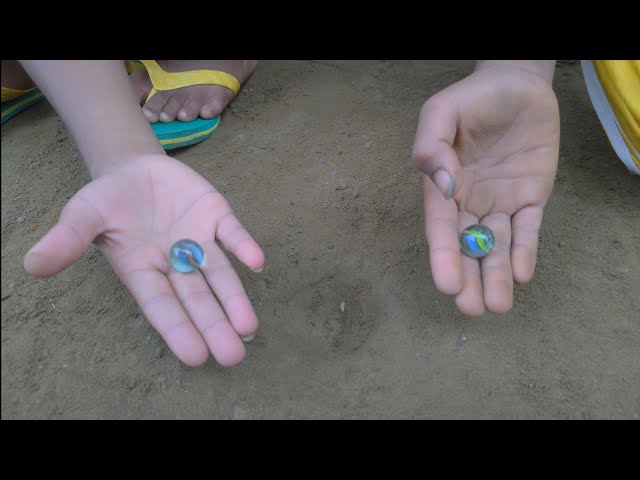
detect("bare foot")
[1,60,36,90]
[129,60,257,123]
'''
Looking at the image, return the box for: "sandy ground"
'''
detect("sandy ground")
[1,60,639,419]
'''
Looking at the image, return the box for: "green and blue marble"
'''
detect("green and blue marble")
[460,224,495,258]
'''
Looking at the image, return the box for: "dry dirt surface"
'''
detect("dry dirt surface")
[2,60,638,419]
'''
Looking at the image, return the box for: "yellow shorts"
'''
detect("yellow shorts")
[582,60,640,175]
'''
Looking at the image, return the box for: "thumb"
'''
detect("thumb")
[24,194,106,277]
[411,95,461,200]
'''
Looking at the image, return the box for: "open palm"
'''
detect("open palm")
[413,67,560,315]
[24,154,264,366]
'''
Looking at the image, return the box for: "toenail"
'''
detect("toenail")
[142,109,156,122]
[159,112,173,123]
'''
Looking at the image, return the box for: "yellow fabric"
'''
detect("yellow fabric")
[124,60,144,74]
[139,60,240,103]
[2,85,36,103]
[592,60,640,170]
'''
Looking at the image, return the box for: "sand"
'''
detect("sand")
[2,60,638,419]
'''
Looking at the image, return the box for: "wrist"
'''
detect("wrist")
[18,60,166,179]
[87,146,166,179]
[475,60,556,85]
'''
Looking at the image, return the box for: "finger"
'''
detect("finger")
[216,209,265,273]
[168,267,246,367]
[122,267,209,367]
[423,175,463,295]
[412,94,461,199]
[23,193,105,277]
[200,243,259,338]
[511,205,544,285]
[455,211,485,316]
[479,213,514,314]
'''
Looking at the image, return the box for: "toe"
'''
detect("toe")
[159,93,189,123]
[141,92,168,124]
[200,87,234,118]
[177,96,207,122]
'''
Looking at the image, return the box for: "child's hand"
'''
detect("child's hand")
[23,154,265,367]
[412,61,559,315]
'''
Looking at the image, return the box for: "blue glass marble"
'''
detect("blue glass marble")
[169,239,205,273]
[459,224,495,258]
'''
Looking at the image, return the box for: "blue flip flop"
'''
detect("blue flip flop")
[152,115,221,150]
[1,87,44,125]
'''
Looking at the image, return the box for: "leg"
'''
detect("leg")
[1,60,36,90]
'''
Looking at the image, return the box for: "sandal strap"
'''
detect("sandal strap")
[140,60,240,102]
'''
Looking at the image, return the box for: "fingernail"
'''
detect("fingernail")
[242,334,255,343]
[254,265,264,273]
[159,112,172,123]
[433,169,454,200]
